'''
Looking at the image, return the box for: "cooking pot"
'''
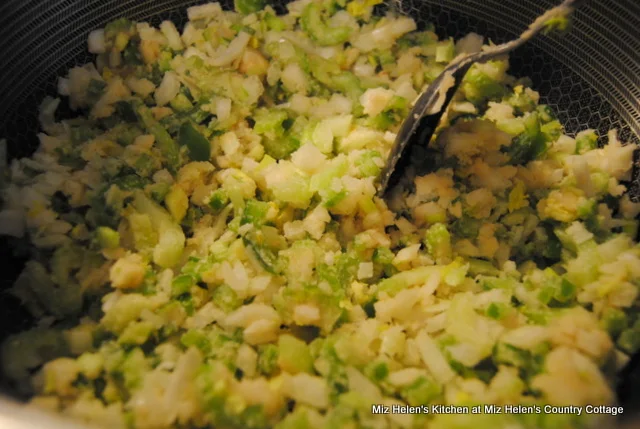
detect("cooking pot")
[0,0,638,427]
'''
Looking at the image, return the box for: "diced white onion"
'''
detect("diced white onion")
[87,29,106,54]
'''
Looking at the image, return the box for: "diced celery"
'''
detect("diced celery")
[95,226,120,249]
[376,266,440,297]
[49,245,82,289]
[111,174,150,191]
[132,190,185,268]
[180,256,212,282]
[424,223,452,263]
[506,88,535,115]
[263,135,301,160]
[323,189,347,208]
[536,104,557,122]
[442,258,469,286]
[243,230,281,274]
[554,278,576,304]
[435,39,455,63]
[77,353,103,380]
[496,118,526,136]
[241,199,271,227]
[331,72,364,99]
[539,224,562,261]
[170,93,194,112]
[355,150,383,177]
[133,154,156,177]
[101,294,159,334]
[461,66,505,104]
[274,285,345,333]
[104,18,133,38]
[347,0,383,18]
[134,100,180,170]
[181,329,212,355]
[86,79,107,106]
[211,284,242,313]
[451,215,481,239]
[253,108,288,137]
[575,129,598,154]
[622,221,639,239]
[158,50,173,71]
[310,157,349,193]
[208,189,230,211]
[234,0,265,15]
[264,13,286,32]
[122,39,143,65]
[110,123,142,146]
[70,124,100,145]
[376,50,396,67]
[274,407,309,429]
[425,62,446,83]
[367,110,395,130]
[373,247,394,266]
[118,321,154,346]
[507,181,528,213]
[363,360,389,382]
[600,307,628,337]
[258,344,279,376]
[486,302,510,320]
[278,334,314,374]
[493,342,547,378]
[120,348,148,389]
[301,3,352,47]
[400,376,441,406]
[172,274,195,297]
[467,258,500,277]
[316,252,359,291]
[503,113,546,165]
[618,321,640,355]
[128,212,158,253]
[541,120,563,143]
[309,120,333,154]
[265,162,313,208]
[165,185,189,222]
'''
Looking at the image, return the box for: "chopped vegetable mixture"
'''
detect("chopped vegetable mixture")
[0,1,639,429]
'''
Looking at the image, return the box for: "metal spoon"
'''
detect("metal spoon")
[378,0,584,197]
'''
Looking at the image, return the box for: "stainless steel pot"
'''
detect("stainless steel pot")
[0,0,638,427]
